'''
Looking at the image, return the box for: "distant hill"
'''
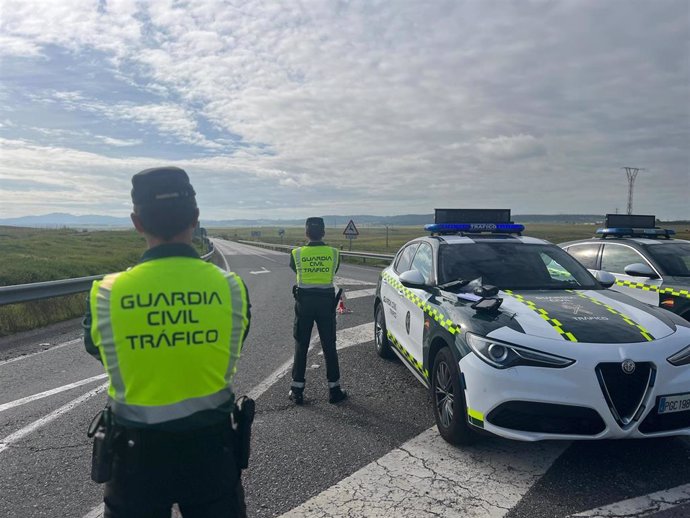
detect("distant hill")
[0,213,131,228]
[1,212,685,229]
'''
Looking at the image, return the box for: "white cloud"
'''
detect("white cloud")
[0,1,688,219]
[476,135,547,161]
[97,136,142,147]
[0,35,43,57]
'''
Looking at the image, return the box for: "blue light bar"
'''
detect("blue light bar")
[425,223,525,234]
[595,227,675,238]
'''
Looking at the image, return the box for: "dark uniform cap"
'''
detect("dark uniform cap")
[131,166,196,205]
[306,217,325,230]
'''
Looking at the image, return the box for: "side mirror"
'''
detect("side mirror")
[399,269,426,289]
[624,263,657,278]
[592,270,616,288]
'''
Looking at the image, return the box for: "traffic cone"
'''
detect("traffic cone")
[337,292,352,314]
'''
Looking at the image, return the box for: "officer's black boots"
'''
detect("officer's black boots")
[288,388,304,405]
[328,387,348,404]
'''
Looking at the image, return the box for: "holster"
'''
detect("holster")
[87,405,117,484]
[232,396,255,470]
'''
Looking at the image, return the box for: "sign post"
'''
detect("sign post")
[343,219,359,251]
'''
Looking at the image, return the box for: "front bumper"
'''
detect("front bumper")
[460,349,690,441]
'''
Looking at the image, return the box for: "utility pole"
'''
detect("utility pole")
[385,225,389,250]
[622,167,644,215]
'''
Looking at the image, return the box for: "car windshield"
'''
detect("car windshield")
[643,242,690,277]
[438,242,599,290]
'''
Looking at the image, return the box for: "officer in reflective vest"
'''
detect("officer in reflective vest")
[83,166,251,517]
[289,217,348,405]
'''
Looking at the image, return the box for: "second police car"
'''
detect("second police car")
[374,209,690,445]
[560,214,690,321]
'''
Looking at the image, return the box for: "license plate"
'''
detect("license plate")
[658,393,690,414]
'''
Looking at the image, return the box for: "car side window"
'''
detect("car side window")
[565,244,600,270]
[410,243,433,284]
[601,244,646,274]
[394,243,419,274]
[541,253,577,284]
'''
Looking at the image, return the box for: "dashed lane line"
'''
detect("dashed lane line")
[569,483,690,517]
[279,427,569,518]
[0,338,80,367]
[0,373,107,413]
[0,382,108,455]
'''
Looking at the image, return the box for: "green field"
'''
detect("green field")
[0,226,207,335]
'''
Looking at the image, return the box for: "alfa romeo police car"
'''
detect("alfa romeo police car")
[374,209,690,445]
[560,214,690,321]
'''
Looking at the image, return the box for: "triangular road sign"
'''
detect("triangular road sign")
[343,219,359,236]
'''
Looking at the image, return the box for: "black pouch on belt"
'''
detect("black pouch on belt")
[87,405,116,483]
[232,396,256,470]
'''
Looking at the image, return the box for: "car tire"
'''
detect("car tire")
[374,303,394,359]
[432,347,477,445]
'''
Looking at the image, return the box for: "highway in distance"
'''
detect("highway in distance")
[0,239,688,517]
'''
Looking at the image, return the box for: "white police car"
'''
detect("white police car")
[374,209,690,445]
[560,214,690,321]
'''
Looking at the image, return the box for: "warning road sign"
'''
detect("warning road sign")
[343,219,359,239]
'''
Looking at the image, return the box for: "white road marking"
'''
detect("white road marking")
[0,382,108,455]
[342,287,376,300]
[317,323,372,355]
[334,276,376,286]
[0,338,80,367]
[0,373,108,413]
[212,239,231,271]
[81,505,105,518]
[215,239,284,263]
[250,267,271,275]
[280,427,568,518]
[569,483,690,517]
[246,322,372,401]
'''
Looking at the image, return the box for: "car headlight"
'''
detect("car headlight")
[465,333,575,369]
[668,344,690,366]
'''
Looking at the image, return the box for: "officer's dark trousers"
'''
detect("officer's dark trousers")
[292,290,341,386]
[103,422,246,518]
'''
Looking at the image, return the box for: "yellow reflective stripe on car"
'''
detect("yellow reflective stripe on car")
[567,290,655,342]
[503,290,578,342]
[382,271,461,335]
[615,280,690,299]
[387,329,429,380]
[467,407,484,428]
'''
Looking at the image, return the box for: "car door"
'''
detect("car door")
[383,243,419,344]
[398,242,434,367]
[600,243,661,305]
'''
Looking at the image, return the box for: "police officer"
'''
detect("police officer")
[289,217,348,405]
[83,166,250,517]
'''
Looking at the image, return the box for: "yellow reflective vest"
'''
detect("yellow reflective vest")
[292,245,339,288]
[90,255,249,426]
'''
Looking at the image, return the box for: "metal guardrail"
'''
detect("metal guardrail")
[0,240,393,306]
[0,244,216,306]
[236,240,396,261]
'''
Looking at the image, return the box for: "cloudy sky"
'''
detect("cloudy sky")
[1,0,688,221]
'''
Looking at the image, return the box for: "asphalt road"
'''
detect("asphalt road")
[1,238,688,517]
